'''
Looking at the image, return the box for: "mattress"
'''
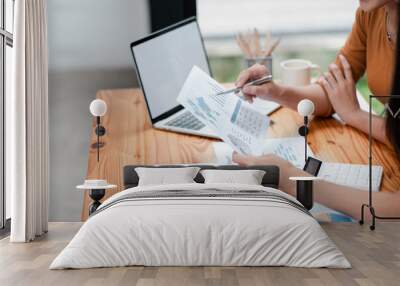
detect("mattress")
[50,183,350,269]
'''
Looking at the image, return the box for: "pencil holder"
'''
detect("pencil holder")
[245,56,273,77]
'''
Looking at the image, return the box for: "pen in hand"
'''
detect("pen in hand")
[215,74,272,96]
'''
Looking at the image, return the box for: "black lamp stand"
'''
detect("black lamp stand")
[95,116,106,162]
[298,116,309,162]
[88,189,105,215]
[359,95,400,230]
[289,177,317,211]
[296,180,314,210]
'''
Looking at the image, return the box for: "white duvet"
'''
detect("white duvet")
[50,183,350,269]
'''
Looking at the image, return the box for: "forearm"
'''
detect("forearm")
[313,180,400,221]
[275,83,334,116]
[346,110,389,144]
[234,152,400,221]
[278,164,400,221]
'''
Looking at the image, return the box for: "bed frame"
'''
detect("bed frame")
[123,165,280,189]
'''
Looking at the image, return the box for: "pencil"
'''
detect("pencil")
[266,37,281,56]
[253,28,262,57]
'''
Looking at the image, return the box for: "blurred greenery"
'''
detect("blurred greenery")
[208,49,385,114]
[208,49,338,83]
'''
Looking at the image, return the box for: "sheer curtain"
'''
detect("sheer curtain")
[8,0,49,242]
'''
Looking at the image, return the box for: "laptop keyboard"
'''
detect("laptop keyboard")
[165,111,205,130]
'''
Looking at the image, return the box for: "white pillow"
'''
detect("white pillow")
[135,167,200,186]
[200,169,266,185]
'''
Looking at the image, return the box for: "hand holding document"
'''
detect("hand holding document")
[213,137,314,169]
[177,66,270,155]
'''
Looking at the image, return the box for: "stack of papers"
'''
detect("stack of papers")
[249,97,280,116]
[177,66,270,155]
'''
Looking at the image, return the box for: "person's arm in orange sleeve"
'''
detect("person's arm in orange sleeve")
[319,9,389,144]
[334,8,367,83]
[234,8,370,117]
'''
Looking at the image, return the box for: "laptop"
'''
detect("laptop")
[130,17,218,138]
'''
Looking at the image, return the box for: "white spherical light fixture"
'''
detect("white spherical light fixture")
[297,99,315,117]
[90,99,107,117]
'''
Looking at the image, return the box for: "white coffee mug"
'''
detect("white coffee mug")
[280,59,321,87]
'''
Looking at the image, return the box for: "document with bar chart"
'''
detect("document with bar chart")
[177,66,270,155]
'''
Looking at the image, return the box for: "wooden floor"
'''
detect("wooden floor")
[0,222,399,286]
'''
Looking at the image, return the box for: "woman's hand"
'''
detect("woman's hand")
[232,152,308,195]
[318,55,361,124]
[232,152,294,170]
[235,64,283,103]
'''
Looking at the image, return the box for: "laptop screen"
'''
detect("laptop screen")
[131,19,211,122]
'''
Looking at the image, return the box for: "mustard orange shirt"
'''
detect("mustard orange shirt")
[334,7,395,98]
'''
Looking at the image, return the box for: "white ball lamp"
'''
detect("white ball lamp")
[297,99,315,162]
[90,99,107,117]
[297,99,315,119]
[89,99,107,162]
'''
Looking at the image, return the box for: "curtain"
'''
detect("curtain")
[8,0,49,242]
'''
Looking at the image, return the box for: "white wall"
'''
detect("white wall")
[48,0,150,71]
[47,0,150,221]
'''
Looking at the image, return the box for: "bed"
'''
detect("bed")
[50,165,350,269]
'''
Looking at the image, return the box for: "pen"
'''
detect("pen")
[215,75,272,96]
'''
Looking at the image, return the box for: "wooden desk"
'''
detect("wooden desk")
[81,88,400,220]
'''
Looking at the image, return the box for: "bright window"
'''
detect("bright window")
[1,0,14,229]
[197,0,359,82]
[198,0,358,38]
[5,0,13,32]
